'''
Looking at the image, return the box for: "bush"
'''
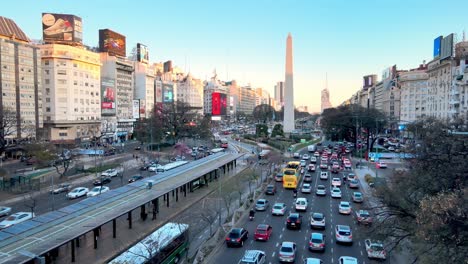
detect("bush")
[364,174,374,183]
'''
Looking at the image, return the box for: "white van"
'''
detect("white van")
[307,145,316,152]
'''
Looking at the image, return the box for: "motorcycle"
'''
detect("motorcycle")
[249,215,254,221]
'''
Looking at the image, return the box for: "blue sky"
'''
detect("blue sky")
[3,0,467,112]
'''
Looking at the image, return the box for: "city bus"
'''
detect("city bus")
[282,161,301,189]
[156,161,189,173]
[109,222,189,264]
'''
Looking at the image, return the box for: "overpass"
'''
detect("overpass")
[0,152,243,264]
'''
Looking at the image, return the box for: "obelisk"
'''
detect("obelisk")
[283,33,295,133]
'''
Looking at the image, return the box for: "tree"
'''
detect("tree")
[252,104,275,123]
[370,117,467,264]
[0,108,18,156]
[271,124,284,138]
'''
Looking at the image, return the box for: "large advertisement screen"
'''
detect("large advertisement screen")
[433,36,442,58]
[137,43,149,64]
[132,100,140,119]
[101,78,116,115]
[440,33,454,60]
[99,29,126,57]
[162,83,174,103]
[212,92,221,116]
[42,13,83,44]
[220,93,227,115]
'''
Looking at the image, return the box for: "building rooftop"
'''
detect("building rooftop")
[0,16,29,43]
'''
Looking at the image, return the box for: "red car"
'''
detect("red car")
[254,224,273,241]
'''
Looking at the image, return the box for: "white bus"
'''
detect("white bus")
[109,222,189,264]
[156,161,189,173]
[210,148,225,154]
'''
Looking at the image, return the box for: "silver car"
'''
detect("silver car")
[0,206,12,217]
[255,199,269,211]
[310,212,326,229]
[271,203,287,216]
[315,185,326,196]
[278,241,296,263]
[335,225,353,244]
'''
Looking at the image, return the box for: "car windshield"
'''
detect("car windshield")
[280,246,293,253]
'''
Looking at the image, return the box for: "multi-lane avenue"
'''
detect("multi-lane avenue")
[211,145,388,264]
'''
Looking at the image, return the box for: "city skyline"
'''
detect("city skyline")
[3,0,467,112]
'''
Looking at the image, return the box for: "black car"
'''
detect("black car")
[286,213,302,230]
[265,184,276,195]
[225,228,249,247]
[304,174,312,183]
[134,146,141,150]
[93,176,111,186]
[128,175,144,183]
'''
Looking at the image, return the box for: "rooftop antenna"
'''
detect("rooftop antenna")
[463,30,466,41]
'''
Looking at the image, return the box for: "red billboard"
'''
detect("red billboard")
[99,29,126,57]
[212,92,227,116]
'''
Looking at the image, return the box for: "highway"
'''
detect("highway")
[210,144,396,264]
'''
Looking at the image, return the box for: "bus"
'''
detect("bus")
[282,161,301,189]
[220,138,228,148]
[156,161,189,173]
[210,148,225,154]
[109,222,189,264]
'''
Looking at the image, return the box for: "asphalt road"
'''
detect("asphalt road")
[210,144,396,264]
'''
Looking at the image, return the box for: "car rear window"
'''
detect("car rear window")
[339,230,351,236]
[280,246,293,252]
[256,229,267,234]
[229,231,240,238]
[311,238,322,243]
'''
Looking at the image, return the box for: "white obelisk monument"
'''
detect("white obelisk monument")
[283,33,295,133]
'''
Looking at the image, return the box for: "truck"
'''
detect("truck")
[307,145,316,152]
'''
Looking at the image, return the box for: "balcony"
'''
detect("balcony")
[449,99,460,105]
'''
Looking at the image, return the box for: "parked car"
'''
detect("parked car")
[255,199,269,211]
[331,188,342,198]
[308,232,326,252]
[315,185,326,196]
[0,206,12,217]
[295,198,308,211]
[352,192,363,203]
[128,175,144,183]
[365,239,387,260]
[0,212,35,229]
[50,183,73,194]
[338,256,358,264]
[271,203,287,216]
[101,169,118,177]
[278,241,297,263]
[301,183,312,193]
[87,186,110,197]
[310,212,326,229]
[335,225,353,244]
[254,224,272,241]
[225,227,248,247]
[66,187,89,199]
[265,184,276,195]
[356,210,373,225]
[93,176,111,186]
[338,201,352,215]
[286,213,302,229]
[239,250,266,264]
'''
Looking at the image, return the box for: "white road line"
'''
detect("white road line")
[250,240,253,244]
[358,241,361,247]
[272,252,276,257]
[361,250,364,256]
[331,247,334,253]
[276,242,279,247]
[331,257,334,263]
[279,234,283,239]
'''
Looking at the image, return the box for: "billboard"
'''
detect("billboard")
[433,36,442,58]
[363,75,374,88]
[164,60,173,73]
[440,33,454,60]
[101,78,116,115]
[132,100,140,119]
[137,43,149,64]
[220,93,227,115]
[99,29,126,57]
[212,92,221,116]
[162,83,174,103]
[42,13,82,44]
[155,82,163,103]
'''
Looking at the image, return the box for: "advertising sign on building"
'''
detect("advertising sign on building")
[440,33,454,60]
[433,36,442,58]
[220,93,227,115]
[155,82,163,103]
[137,43,149,64]
[99,29,126,57]
[162,83,174,103]
[212,92,221,116]
[139,99,146,116]
[42,13,83,44]
[132,100,140,119]
[101,78,116,115]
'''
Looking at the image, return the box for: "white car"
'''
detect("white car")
[0,212,35,229]
[338,201,352,215]
[320,171,329,180]
[332,178,342,187]
[338,256,358,264]
[331,187,342,198]
[302,154,310,160]
[293,152,300,159]
[310,156,317,163]
[0,206,12,217]
[377,161,387,169]
[314,151,320,157]
[67,187,89,199]
[310,212,326,229]
[295,198,308,211]
[101,169,118,177]
[87,186,110,197]
[315,185,326,196]
[301,183,312,193]
[271,203,287,216]
[365,239,387,260]
[148,164,162,172]
[300,159,307,167]
[319,163,328,169]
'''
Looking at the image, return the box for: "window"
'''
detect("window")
[44,60,49,65]
[46,107,51,112]
[45,79,50,84]
[57,70,67,75]
[59,132,68,137]
[46,98,50,102]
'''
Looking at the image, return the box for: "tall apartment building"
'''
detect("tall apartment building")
[451,41,468,120]
[274,81,284,107]
[238,85,256,115]
[40,44,101,143]
[255,88,270,106]
[0,17,43,142]
[100,53,135,142]
[203,75,227,115]
[134,62,155,119]
[176,73,204,114]
[399,67,429,122]
[426,59,452,119]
